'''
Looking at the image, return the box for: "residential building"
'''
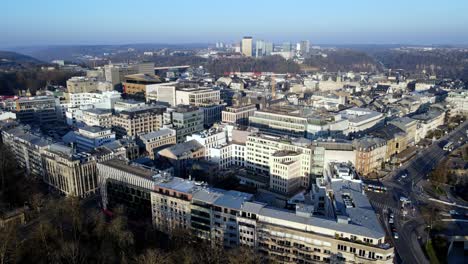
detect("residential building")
[412,108,445,141]
[446,90,468,116]
[353,137,387,176]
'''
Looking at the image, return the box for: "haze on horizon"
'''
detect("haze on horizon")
[2,0,468,48]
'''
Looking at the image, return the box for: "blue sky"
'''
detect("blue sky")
[2,0,468,47]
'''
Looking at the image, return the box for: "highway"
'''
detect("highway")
[366,121,468,264]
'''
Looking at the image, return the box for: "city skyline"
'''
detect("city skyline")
[2,0,468,48]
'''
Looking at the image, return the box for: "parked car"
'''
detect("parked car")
[393,232,399,239]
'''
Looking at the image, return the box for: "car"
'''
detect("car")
[392,226,397,232]
[389,218,394,224]
[393,232,399,239]
[449,210,460,216]
[390,213,395,219]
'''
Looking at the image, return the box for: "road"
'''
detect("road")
[366,121,468,264]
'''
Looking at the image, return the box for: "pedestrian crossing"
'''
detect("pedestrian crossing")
[369,200,401,217]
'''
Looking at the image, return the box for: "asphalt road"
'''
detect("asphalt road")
[367,121,468,264]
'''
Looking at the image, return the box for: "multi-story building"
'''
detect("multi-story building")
[81,108,113,128]
[175,87,220,106]
[446,90,468,116]
[241,36,253,57]
[75,126,116,152]
[123,73,162,99]
[42,144,98,197]
[113,99,146,113]
[222,104,256,126]
[246,133,313,189]
[186,126,227,162]
[157,139,205,177]
[15,96,59,125]
[98,159,158,218]
[164,105,204,143]
[269,150,304,195]
[1,125,49,176]
[353,137,387,176]
[412,108,446,141]
[249,106,345,139]
[146,82,177,105]
[389,117,418,145]
[138,128,177,159]
[66,77,99,94]
[339,107,384,135]
[112,105,166,137]
[100,160,394,263]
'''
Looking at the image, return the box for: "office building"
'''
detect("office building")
[164,105,204,143]
[75,126,116,152]
[81,108,113,128]
[99,160,394,263]
[42,144,98,197]
[241,37,253,57]
[146,82,177,105]
[112,105,166,137]
[138,128,177,159]
[222,104,256,126]
[158,139,205,177]
[15,96,60,125]
[123,73,162,99]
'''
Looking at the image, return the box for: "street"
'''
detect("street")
[366,121,468,264]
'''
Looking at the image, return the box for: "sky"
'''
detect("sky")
[2,0,468,48]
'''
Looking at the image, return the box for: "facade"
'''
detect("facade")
[123,73,161,99]
[353,137,387,176]
[412,109,446,141]
[75,126,116,152]
[15,96,59,125]
[66,77,99,94]
[164,105,204,143]
[175,87,220,106]
[81,108,113,128]
[146,82,177,105]
[42,144,98,197]
[112,105,166,137]
[100,160,394,263]
[246,133,313,188]
[241,37,253,57]
[138,128,177,159]
[222,104,256,126]
[446,90,468,116]
[157,139,205,177]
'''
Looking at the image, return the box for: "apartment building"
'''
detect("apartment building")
[1,124,49,176]
[138,128,176,159]
[446,90,468,116]
[112,105,166,137]
[222,104,256,126]
[353,137,387,176]
[164,105,204,143]
[66,76,99,94]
